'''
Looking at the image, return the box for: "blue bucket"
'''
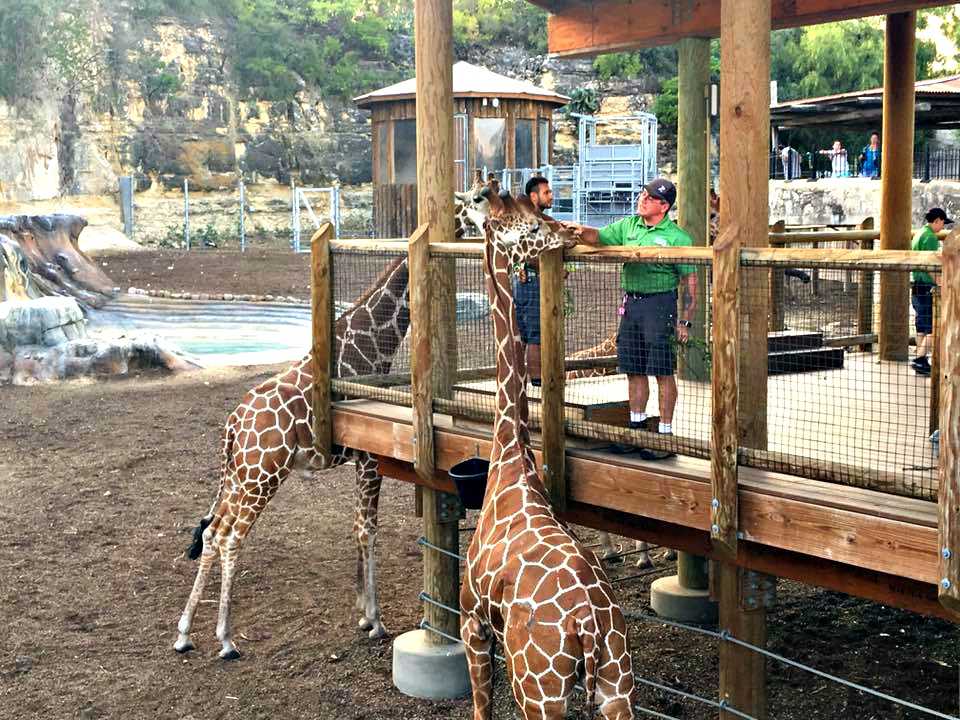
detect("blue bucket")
[448,457,489,509]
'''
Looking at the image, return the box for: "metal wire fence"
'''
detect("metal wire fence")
[327,242,941,501]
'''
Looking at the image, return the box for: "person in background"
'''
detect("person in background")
[563,178,697,460]
[779,144,801,180]
[819,140,849,177]
[910,207,952,376]
[860,131,882,178]
[512,175,554,387]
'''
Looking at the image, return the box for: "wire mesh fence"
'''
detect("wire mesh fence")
[326,240,941,501]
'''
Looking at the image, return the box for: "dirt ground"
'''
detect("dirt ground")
[2,249,959,720]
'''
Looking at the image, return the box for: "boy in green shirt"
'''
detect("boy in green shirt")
[565,178,698,459]
[910,207,952,375]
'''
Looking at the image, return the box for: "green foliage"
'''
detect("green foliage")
[593,47,677,81]
[567,88,601,117]
[452,0,547,54]
[137,54,183,103]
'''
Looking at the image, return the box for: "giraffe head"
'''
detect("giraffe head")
[481,190,577,267]
[454,172,495,238]
[0,233,33,301]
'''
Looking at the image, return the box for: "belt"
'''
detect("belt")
[625,290,675,299]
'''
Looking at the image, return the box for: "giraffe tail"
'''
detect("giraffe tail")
[186,422,234,560]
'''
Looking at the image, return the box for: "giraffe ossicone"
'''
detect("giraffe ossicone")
[460,191,635,719]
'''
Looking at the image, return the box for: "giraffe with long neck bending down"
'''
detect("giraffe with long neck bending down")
[460,191,635,719]
[173,186,493,659]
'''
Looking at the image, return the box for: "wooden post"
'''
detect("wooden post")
[769,220,786,332]
[857,219,876,353]
[717,0,770,717]
[540,247,567,510]
[677,36,710,383]
[718,563,769,719]
[938,228,960,615]
[415,0,459,646]
[409,223,434,480]
[310,222,335,466]
[931,286,941,435]
[879,12,916,362]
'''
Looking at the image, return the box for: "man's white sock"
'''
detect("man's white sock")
[630,412,647,424]
[659,422,673,435]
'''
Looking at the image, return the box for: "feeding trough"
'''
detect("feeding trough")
[448,457,489,509]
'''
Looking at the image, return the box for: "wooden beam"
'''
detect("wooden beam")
[310,223,335,465]
[408,223,434,481]
[331,404,941,586]
[857,219,877,352]
[543,0,950,57]
[879,12,917,362]
[677,36,711,383]
[938,228,960,615]
[540,247,567,509]
[415,0,459,647]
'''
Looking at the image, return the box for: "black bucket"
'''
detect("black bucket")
[448,457,490,510]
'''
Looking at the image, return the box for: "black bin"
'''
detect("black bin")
[448,457,489,510]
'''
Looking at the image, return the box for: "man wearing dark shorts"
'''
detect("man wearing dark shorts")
[910,207,951,376]
[565,178,698,459]
[512,176,554,386]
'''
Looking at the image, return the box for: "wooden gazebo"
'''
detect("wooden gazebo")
[354,61,568,235]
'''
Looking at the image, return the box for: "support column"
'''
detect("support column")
[715,0,770,717]
[879,12,917,362]
[393,0,469,701]
[653,36,716,625]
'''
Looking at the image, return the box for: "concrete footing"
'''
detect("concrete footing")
[392,629,471,699]
[650,575,718,624]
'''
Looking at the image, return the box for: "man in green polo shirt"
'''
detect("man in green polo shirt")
[910,207,952,376]
[566,178,698,459]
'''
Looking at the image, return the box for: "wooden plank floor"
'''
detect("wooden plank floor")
[457,352,938,498]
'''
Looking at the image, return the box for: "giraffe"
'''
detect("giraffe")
[173,181,497,659]
[455,170,498,238]
[460,190,635,720]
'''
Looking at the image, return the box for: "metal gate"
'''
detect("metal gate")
[291,185,341,252]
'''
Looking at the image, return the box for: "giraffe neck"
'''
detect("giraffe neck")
[334,257,410,378]
[483,238,534,473]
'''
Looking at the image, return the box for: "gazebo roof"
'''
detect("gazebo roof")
[771,74,960,129]
[354,61,570,109]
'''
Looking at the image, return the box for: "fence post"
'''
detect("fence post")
[239,179,246,252]
[183,179,190,250]
[540,246,566,510]
[409,223,435,481]
[857,218,876,352]
[120,176,135,239]
[931,286,941,435]
[310,222,335,466]
[937,227,960,615]
[769,220,786,332]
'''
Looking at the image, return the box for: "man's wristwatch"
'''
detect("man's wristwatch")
[678,320,692,328]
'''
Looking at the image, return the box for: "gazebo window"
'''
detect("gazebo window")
[393,119,417,183]
[376,123,388,184]
[475,118,506,172]
[538,119,549,166]
[515,119,534,169]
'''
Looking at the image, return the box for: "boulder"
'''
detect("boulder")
[0,296,86,348]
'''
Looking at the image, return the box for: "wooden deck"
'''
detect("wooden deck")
[457,352,938,499]
[332,398,947,619]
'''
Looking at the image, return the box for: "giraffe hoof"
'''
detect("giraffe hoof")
[173,638,195,654]
[358,617,373,631]
[636,556,654,570]
[367,623,388,640]
[219,648,241,661]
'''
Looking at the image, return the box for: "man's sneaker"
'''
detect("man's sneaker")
[912,356,931,375]
[609,420,644,454]
[639,431,676,461]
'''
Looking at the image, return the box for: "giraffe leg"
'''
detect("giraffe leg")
[461,615,495,720]
[596,531,621,560]
[635,541,653,570]
[215,526,243,660]
[598,697,634,720]
[354,455,386,638]
[174,518,220,653]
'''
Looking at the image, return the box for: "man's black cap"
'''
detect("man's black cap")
[926,207,955,224]
[644,177,677,209]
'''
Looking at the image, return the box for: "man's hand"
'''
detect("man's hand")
[677,324,690,343]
